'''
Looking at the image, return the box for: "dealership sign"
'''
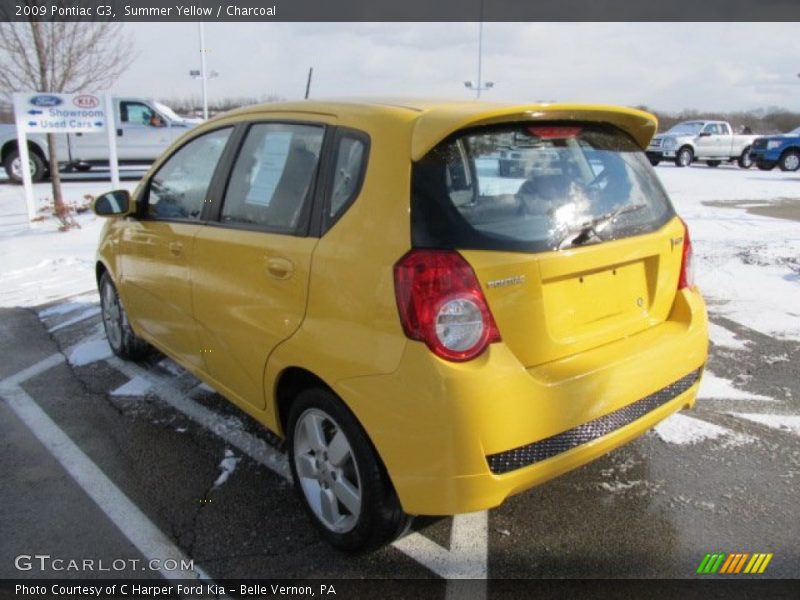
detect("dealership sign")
[12,92,119,224]
[13,92,106,133]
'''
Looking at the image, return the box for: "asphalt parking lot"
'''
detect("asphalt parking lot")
[1,285,798,588]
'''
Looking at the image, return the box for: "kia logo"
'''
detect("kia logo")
[29,95,63,107]
[73,95,100,109]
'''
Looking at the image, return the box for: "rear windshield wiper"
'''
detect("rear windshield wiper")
[556,203,647,249]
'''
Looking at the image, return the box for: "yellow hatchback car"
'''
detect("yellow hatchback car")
[94,99,708,550]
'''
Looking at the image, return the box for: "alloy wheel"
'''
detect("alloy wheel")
[101,280,123,352]
[293,408,362,533]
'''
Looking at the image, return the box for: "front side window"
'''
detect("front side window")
[121,102,154,125]
[221,123,324,232]
[147,127,232,221]
[412,122,674,253]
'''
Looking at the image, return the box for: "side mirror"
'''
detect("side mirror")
[94,190,133,217]
[698,131,711,137]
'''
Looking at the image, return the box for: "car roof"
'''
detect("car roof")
[215,98,659,158]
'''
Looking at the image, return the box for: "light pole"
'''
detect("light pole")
[190,23,219,120]
[464,79,494,98]
[464,2,493,98]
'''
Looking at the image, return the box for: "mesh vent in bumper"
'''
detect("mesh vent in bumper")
[486,369,702,474]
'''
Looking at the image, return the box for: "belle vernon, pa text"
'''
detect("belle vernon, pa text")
[15,584,337,597]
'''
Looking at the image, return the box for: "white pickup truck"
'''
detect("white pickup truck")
[646,120,758,168]
[0,97,199,182]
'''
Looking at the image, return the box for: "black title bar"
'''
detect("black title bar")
[2,579,800,600]
[1,0,800,22]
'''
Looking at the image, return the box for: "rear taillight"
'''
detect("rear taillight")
[393,250,501,361]
[678,219,695,290]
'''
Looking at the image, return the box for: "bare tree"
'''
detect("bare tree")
[0,4,134,228]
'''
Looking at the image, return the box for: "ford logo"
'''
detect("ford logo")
[73,95,100,109]
[30,95,63,107]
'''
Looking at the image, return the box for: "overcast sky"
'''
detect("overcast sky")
[114,22,800,113]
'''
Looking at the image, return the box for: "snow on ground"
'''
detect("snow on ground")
[110,376,153,397]
[729,413,800,437]
[0,179,138,307]
[707,321,748,350]
[213,448,240,488]
[38,292,100,317]
[698,370,776,402]
[656,165,800,341]
[68,338,113,367]
[654,413,753,447]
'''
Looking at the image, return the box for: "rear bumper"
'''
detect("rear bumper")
[335,288,708,515]
[647,150,677,160]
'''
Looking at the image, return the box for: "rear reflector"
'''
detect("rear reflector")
[678,219,695,289]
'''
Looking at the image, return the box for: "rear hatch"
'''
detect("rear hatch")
[411,121,683,368]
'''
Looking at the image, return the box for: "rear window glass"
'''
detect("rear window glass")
[411,122,675,253]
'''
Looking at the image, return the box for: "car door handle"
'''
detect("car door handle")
[117,128,123,136]
[168,241,183,257]
[265,257,294,280]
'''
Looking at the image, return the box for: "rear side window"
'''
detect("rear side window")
[147,127,232,221]
[329,135,366,219]
[221,123,324,233]
[412,122,674,253]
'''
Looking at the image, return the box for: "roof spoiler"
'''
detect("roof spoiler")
[411,103,658,161]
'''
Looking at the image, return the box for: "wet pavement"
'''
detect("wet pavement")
[703,197,800,223]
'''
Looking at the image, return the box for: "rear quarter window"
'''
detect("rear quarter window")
[412,122,675,253]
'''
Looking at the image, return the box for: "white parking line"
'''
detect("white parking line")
[106,356,489,585]
[0,355,213,583]
[19,302,489,586]
[1,352,65,387]
[107,357,291,480]
[47,307,101,332]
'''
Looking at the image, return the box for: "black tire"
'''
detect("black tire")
[4,148,46,183]
[737,147,753,169]
[675,146,693,168]
[648,156,661,166]
[287,388,410,552]
[706,160,721,168]
[756,161,775,171]
[778,149,800,172]
[99,272,149,360]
